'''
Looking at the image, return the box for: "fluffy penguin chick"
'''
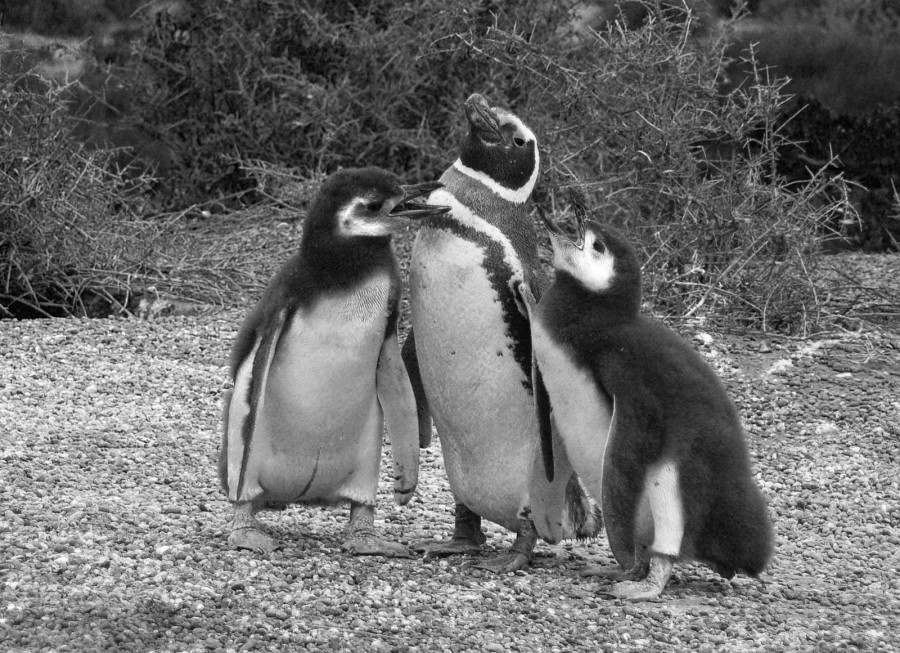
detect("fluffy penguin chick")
[219,167,448,558]
[403,93,601,573]
[521,215,773,601]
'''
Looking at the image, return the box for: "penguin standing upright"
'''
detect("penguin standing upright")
[219,167,449,557]
[403,94,600,572]
[520,211,773,600]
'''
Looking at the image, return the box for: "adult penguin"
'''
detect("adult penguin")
[520,212,773,600]
[220,167,448,557]
[403,94,600,572]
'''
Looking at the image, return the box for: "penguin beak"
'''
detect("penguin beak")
[539,207,585,250]
[465,93,504,144]
[389,181,451,220]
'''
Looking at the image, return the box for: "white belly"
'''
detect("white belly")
[531,318,613,504]
[409,227,536,529]
[230,279,390,505]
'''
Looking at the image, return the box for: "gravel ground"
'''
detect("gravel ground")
[3,261,900,652]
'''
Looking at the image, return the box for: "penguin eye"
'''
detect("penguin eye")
[592,240,605,253]
[514,137,526,147]
[366,200,384,212]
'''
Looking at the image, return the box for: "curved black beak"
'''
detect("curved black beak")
[538,206,585,249]
[465,93,504,144]
[390,181,451,220]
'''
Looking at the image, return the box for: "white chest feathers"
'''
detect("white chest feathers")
[297,275,392,351]
[531,317,614,494]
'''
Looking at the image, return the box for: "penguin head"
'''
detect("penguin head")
[303,167,449,246]
[457,94,539,201]
[542,210,642,312]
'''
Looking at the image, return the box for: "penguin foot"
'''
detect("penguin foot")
[413,502,487,557]
[469,551,531,573]
[412,537,485,558]
[342,502,410,558]
[601,579,666,602]
[469,517,536,573]
[228,502,281,553]
[228,525,280,553]
[579,562,630,580]
[599,553,674,602]
[342,535,412,558]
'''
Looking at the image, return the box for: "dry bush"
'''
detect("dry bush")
[443,5,852,333]
[0,63,246,317]
[132,0,566,207]
[129,0,858,332]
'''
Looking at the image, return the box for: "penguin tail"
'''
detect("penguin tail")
[701,485,774,579]
[563,475,603,540]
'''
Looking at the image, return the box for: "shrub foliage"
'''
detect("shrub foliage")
[130,0,855,332]
[5,0,871,330]
[0,62,157,317]
[133,0,567,205]
[0,59,243,318]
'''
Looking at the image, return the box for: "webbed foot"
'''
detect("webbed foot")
[228,501,280,553]
[470,516,537,574]
[601,579,666,602]
[470,551,531,573]
[342,535,412,558]
[582,544,650,580]
[580,562,630,579]
[342,502,410,558]
[229,525,280,553]
[599,553,674,602]
[413,537,485,557]
[413,502,486,558]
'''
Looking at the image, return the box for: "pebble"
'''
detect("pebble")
[2,313,899,652]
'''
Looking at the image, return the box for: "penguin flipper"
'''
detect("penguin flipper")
[601,396,638,571]
[218,389,234,495]
[533,361,555,483]
[378,322,419,506]
[513,280,554,481]
[224,308,289,502]
[400,328,433,448]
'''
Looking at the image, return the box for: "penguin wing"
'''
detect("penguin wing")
[533,360,555,482]
[400,328,433,448]
[378,319,419,506]
[600,394,639,571]
[513,280,554,481]
[223,307,290,501]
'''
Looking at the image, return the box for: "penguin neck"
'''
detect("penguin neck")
[552,269,641,324]
[300,231,393,289]
[452,158,537,205]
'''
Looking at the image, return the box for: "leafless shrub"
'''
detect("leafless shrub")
[440,3,854,333]
[0,64,244,317]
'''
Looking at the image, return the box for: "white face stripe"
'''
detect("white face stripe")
[337,196,401,237]
[452,109,540,204]
[427,188,525,280]
[493,108,538,150]
[551,231,616,293]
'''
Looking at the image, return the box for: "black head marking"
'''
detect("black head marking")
[302,167,404,245]
[458,94,538,192]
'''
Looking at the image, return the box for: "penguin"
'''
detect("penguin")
[219,167,449,557]
[403,94,601,572]
[518,211,774,600]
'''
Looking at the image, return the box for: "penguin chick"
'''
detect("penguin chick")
[403,94,601,573]
[520,213,773,601]
[219,167,449,558]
